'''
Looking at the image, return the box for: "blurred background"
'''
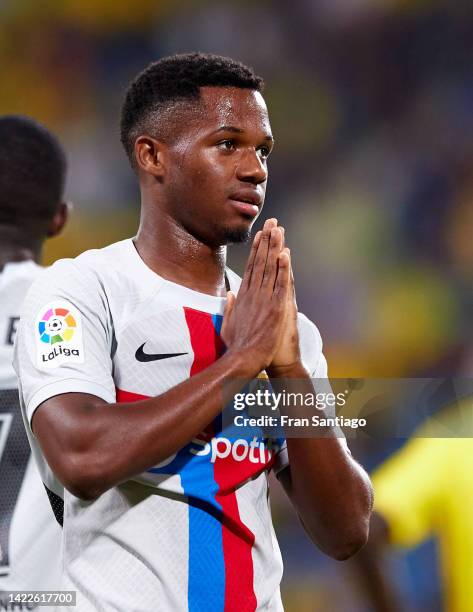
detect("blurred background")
[2,0,473,609]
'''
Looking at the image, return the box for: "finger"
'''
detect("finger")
[224,291,235,317]
[251,220,276,288]
[273,249,290,302]
[284,247,292,290]
[280,226,285,251]
[221,291,236,343]
[264,218,278,231]
[276,246,290,292]
[289,252,296,302]
[240,219,278,292]
[261,219,280,277]
[261,227,283,290]
[240,231,262,292]
[286,248,298,315]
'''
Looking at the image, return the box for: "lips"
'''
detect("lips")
[228,189,262,218]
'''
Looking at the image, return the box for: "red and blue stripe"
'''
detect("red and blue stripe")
[183,307,256,612]
[116,307,259,611]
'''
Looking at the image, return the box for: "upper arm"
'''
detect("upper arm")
[14,260,115,430]
[13,260,116,494]
[276,463,292,494]
[32,392,108,489]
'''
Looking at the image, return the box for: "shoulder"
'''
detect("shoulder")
[74,238,133,269]
[297,312,323,351]
[297,313,326,377]
[0,261,43,310]
[1,261,43,299]
[24,240,133,302]
[297,312,323,356]
[18,242,133,330]
[2,260,43,283]
[58,238,132,284]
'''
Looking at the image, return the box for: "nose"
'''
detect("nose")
[236,148,267,185]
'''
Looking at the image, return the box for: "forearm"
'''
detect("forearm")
[351,513,401,612]
[282,437,372,559]
[271,364,373,559]
[35,349,256,499]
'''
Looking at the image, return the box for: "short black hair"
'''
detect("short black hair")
[0,115,66,234]
[120,52,264,167]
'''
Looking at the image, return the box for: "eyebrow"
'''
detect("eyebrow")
[214,125,274,142]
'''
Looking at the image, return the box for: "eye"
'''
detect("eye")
[257,145,271,160]
[217,139,236,152]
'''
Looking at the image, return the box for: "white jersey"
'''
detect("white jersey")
[0,261,62,595]
[14,239,333,612]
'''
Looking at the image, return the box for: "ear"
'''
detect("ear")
[134,135,166,178]
[47,201,71,238]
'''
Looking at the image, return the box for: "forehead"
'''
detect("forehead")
[193,87,271,135]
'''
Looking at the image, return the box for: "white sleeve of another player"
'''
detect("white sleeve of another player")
[272,313,349,476]
[13,259,116,427]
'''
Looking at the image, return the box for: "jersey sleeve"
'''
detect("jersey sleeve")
[298,313,325,377]
[372,437,444,547]
[13,259,116,426]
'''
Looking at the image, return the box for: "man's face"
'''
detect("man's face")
[162,87,273,246]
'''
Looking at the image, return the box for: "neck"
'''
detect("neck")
[134,202,227,298]
[0,227,40,273]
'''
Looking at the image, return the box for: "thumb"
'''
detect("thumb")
[224,291,236,319]
[221,291,235,346]
[288,250,297,309]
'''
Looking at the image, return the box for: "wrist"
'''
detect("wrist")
[267,361,310,379]
[221,348,265,379]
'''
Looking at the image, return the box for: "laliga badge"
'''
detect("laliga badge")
[35,301,84,369]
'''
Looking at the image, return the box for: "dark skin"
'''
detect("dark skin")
[351,512,402,611]
[135,87,272,295]
[32,87,372,561]
[0,202,69,272]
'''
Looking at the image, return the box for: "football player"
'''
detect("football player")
[15,54,372,611]
[0,115,69,600]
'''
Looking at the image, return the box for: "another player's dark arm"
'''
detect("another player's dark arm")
[271,365,373,561]
[350,512,401,612]
[31,222,289,502]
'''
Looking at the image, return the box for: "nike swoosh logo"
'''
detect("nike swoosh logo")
[135,343,188,363]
